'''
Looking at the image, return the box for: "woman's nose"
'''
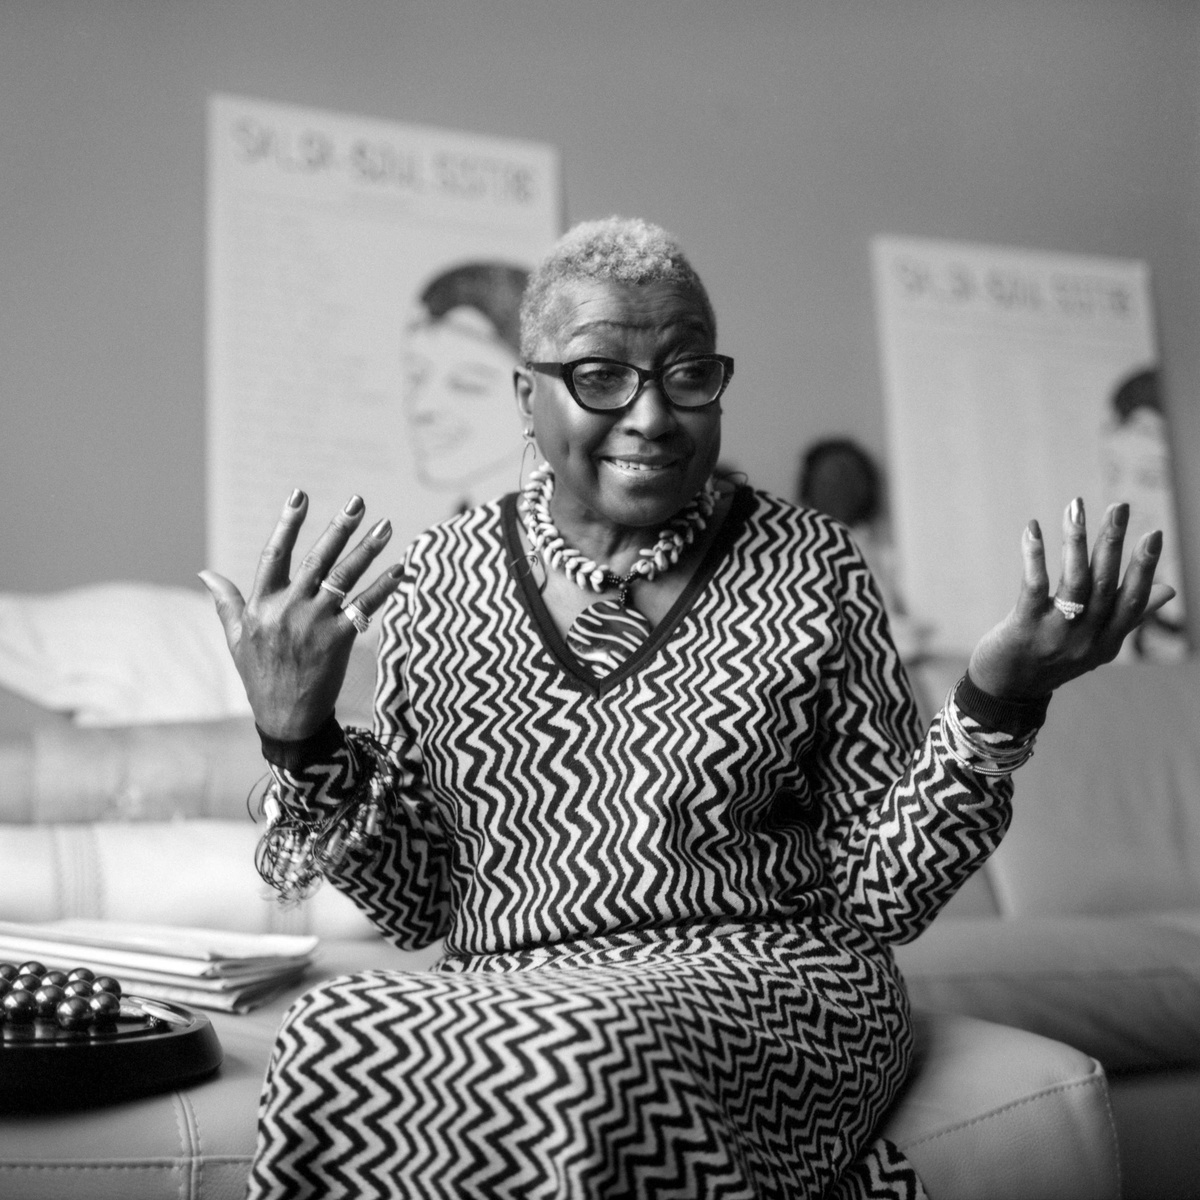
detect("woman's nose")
[618,379,676,438]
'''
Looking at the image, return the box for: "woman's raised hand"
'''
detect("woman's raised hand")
[966,498,1177,701]
[199,490,403,740]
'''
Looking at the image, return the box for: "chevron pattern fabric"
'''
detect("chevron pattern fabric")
[249,922,920,1198]
[253,486,1019,1197]
[829,1137,930,1200]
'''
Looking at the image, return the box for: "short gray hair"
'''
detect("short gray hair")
[518,216,716,359]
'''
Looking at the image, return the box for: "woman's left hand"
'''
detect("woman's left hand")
[966,498,1177,700]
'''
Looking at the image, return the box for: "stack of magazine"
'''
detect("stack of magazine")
[0,920,317,1013]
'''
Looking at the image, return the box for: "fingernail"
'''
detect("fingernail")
[288,489,305,508]
[371,519,392,540]
[1146,530,1163,555]
[1027,519,1042,540]
[389,563,406,578]
[1069,497,1084,525]
[344,495,364,516]
[1113,502,1129,528]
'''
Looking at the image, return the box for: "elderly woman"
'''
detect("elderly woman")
[201,218,1171,1199]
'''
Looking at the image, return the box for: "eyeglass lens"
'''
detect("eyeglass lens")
[571,359,726,410]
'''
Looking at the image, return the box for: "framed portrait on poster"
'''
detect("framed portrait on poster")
[872,235,1187,661]
[206,94,560,589]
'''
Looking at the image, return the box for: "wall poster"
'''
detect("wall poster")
[206,94,560,588]
[872,236,1187,661]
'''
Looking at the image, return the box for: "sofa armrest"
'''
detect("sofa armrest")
[885,1011,1120,1200]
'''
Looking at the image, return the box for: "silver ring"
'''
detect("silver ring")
[1053,596,1085,621]
[342,603,371,634]
[319,579,347,601]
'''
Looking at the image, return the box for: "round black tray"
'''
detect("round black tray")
[0,997,223,1111]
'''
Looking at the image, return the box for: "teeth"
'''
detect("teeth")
[606,460,671,472]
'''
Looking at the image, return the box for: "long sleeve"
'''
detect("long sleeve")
[809,528,1018,945]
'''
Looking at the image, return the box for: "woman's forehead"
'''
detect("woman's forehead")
[541,278,713,353]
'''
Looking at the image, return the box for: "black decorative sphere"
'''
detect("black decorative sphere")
[2,990,37,1024]
[92,976,122,999]
[33,985,67,1019]
[55,996,93,1031]
[88,992,121,1026]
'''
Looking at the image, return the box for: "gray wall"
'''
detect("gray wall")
[3,0,1197,643]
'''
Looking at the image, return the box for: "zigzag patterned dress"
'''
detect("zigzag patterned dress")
[248,487,1021,1199]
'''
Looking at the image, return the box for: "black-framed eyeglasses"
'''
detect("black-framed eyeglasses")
[525,355,734,412]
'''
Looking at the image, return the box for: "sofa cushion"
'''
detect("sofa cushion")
[896,913,1200,1071]
[915,656,1200,917]
[0,819,379,940]
[0,718,265,824]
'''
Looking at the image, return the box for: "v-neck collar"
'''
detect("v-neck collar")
[501,485,757,697]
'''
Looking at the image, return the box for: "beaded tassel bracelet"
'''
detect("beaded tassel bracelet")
[254,731,395,903]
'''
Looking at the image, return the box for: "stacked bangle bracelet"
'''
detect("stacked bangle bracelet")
[940,681,1039,777]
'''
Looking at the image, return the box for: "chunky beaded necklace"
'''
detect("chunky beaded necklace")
[519,464,719,674]
[520,464,718,602]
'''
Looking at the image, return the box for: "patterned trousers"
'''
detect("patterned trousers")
[247,922,927,1199]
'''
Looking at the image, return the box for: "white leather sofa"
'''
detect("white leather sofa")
[14,607,1196,1197]
[0,684,1125,1198]
[0,966,1119,1199]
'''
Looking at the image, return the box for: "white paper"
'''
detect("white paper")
[872,236,1187,660]
[206,95,560,585]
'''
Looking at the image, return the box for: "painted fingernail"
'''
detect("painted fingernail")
[389,563,406,578]
[1146,530,1163,555]
[344,495,364,516]
[1112,502,1129,528]
[371,519,392,540]
[288,489,305,508]
[1069,497,1084,526]
[1027,519,1042,540]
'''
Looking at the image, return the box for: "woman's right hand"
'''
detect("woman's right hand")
[199,490,403,741]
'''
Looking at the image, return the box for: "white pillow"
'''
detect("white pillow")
[0,583,251,726]
[897,913,1200,1071]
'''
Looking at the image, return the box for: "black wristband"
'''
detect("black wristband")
[957,674,1051,737]
[257,711,343,772]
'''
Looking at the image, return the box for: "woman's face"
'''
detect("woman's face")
[516,277,722,534]
[403,307,521,488]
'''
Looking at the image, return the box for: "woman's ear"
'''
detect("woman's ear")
[513,366,535,422]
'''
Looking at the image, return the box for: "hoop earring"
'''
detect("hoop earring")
[518,425,539,493]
